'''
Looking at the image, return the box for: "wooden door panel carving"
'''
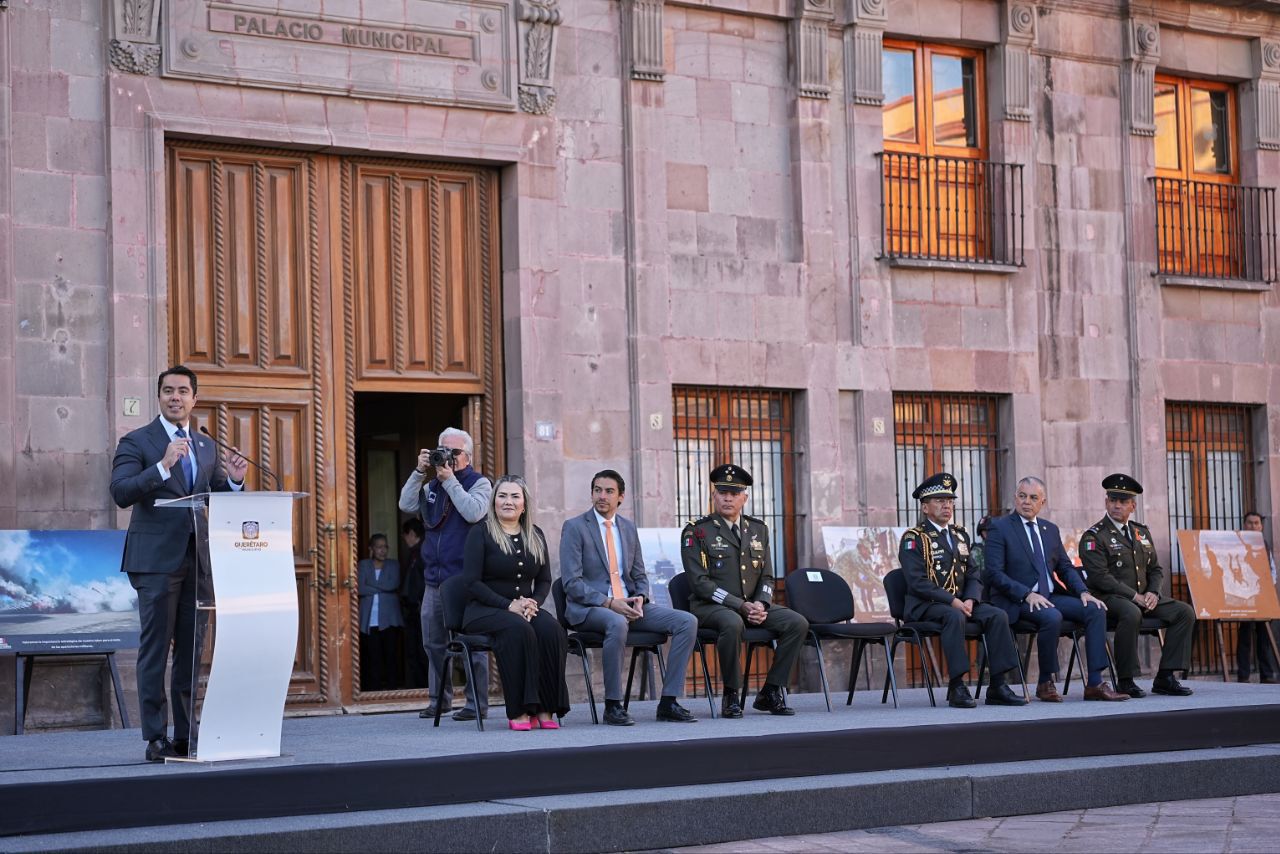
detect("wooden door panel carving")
[168,149,311,378]
[351,163,484,382]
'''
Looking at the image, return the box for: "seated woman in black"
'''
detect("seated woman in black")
[461,475,570,730]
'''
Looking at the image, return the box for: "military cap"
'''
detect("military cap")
[912,472,958,501]
[710,463,752,493]
[1102,472,1143,499]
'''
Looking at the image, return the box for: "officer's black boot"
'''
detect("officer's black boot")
[721,687,744,719]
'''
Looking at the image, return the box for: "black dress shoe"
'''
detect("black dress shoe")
[751,684,796,716]
[1151,675,1194,696]
[452,708,487,721]
[419,704,453,719]
[171,739,190,758]
[656,700,697,723]
[145,738,176,762]
[947,684,976,708]
[985,683,1029,706]
[721,688,744,719]
[603,704,636,726]
[1117,679,1147,698]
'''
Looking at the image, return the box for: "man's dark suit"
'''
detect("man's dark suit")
[111,416,237,743]
[984,513,1110,682]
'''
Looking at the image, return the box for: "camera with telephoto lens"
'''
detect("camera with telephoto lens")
[428,447,462,468]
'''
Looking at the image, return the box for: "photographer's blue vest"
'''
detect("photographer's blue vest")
[419,466,484,587]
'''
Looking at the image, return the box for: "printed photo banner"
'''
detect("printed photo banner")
[821,526,908,623]
[1175,529,1280,620]
[0,529,136,654]
[636,528,685,610]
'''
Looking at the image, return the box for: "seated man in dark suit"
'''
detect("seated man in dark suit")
[110,365,247,762]
[561,470,698,725]
[898,472,1026,708]
[984,476,1127,702]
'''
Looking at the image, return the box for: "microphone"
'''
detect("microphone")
[197,423,283,492]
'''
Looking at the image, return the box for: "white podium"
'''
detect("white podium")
[157,491,306,762]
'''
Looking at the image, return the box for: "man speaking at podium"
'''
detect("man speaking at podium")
[110,365,247,762]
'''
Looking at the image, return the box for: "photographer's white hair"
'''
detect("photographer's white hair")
[438,427,475,459]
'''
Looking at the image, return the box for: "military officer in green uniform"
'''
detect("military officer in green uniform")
[898,472,1026,708]
[680,464,809,718]
[1080,473,1195,698]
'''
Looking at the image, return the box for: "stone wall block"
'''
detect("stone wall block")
[50,17,105,78]
[13,227,108,285]
[12,170,73,228]
[46,118,105,174]
[666,162,709,211]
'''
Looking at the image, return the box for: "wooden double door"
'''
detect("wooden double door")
[166,143,504,708]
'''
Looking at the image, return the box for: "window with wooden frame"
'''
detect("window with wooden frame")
[1151,75,1266,280]
[673,387,800,693]
[672,387,799,576]
[880,41,1024,265]
[1166,401,1259,675]
[893,392,1003,534]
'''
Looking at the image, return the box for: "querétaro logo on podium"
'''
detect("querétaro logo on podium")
[235,521,269,550]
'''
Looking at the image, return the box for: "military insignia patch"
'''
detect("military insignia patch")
[685,536,693,548]
[906,540,916,550]
[956,542,969,557]
[1086,542,1096,551]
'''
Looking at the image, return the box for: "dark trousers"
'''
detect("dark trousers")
[696,605,808,691]
[464,609,570,720]
[360,626,402,692]
[127,538,207,742]
[401,601,429,689]
[1016,595,1110,683]
[1102,595,1195,679]
[1237,621,1280,681]
[918,602,1018,681]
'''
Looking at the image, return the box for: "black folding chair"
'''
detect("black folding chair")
[1103,614,1168,678]
[883,568,1030,705]
[667,572,780,716]
[882,568,940,707]
[433,574,493,732]
[1011,618,1089,694]
[785,568,899,710]
[551,578,669,725]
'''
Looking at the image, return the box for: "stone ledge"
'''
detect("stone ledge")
[8,746,1280,853]
[888,257,1023,275]
[1157,274,1273,292]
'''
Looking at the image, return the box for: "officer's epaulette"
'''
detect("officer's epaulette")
[742,513,764,525]
[1130,520,1151,532]
[952,524,968,535]
[1084,523,1103,535]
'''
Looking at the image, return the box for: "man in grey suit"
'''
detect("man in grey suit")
[110,365,247,762]
[561,470,699,725]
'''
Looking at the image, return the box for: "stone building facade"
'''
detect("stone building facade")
[1,0,1278,722]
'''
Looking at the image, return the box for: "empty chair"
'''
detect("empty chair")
[784,568,899,710]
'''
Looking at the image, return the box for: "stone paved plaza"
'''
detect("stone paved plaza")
[671,793,1280,853]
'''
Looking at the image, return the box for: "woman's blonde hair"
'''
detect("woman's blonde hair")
[483,475,547,565]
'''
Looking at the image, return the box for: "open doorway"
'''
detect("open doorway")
[353,391,469,695]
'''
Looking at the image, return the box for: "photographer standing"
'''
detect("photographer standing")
[398,428,493,721]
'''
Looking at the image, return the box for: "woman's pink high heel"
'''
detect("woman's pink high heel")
[537,717,560,730]
[508,719,533,731]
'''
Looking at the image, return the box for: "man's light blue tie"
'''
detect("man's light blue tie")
[174,427,196,488]
[1027,520,1052,597]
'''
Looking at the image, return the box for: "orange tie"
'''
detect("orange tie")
[604,519,625,599]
